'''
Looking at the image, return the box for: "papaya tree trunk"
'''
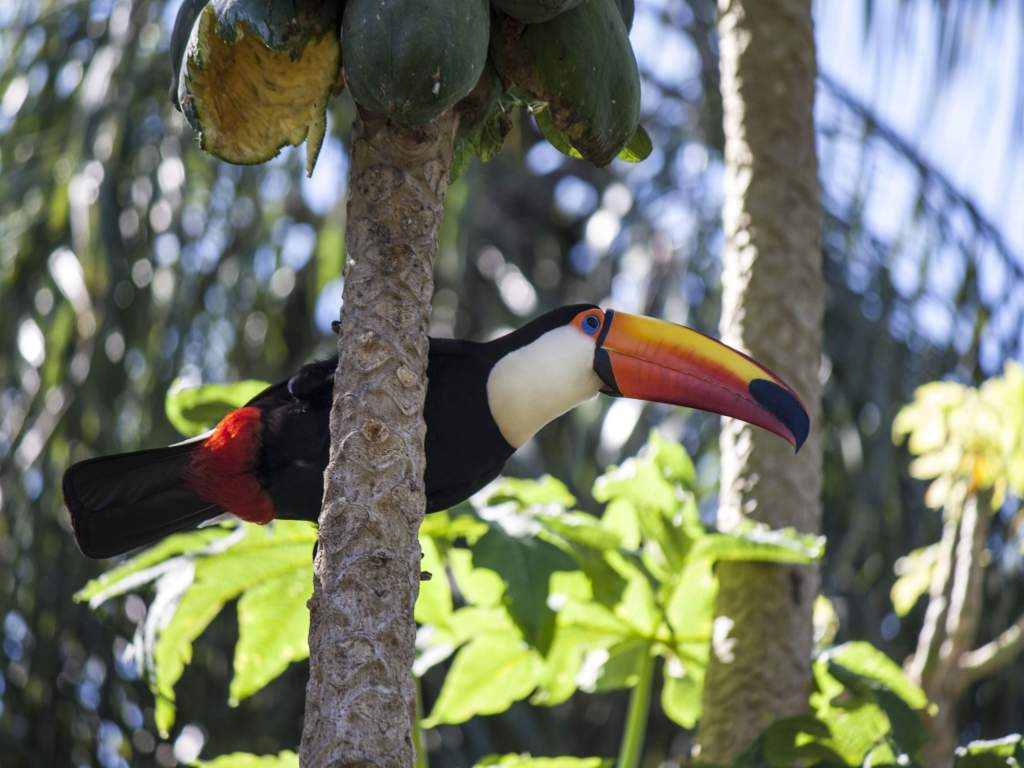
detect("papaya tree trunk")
[300,111,457,767]
[695,0,823,761]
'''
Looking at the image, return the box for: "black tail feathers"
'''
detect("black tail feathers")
[63,441,223,559]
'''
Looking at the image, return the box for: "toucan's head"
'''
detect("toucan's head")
[486,304,809,451]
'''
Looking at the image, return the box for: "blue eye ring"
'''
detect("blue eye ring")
[582,314,602,334]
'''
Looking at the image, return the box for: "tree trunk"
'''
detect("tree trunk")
[695,0,823,761]
[300,111,457,768]
[910,491,992,768]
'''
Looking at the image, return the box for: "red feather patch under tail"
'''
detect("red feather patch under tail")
[183,407,274,524]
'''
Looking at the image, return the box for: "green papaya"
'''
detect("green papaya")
[492,0,640,166]
[615,0,635,30]
[490,0,586,24]
[343,0,490,126]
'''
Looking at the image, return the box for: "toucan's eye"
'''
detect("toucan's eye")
[582,314,602,334]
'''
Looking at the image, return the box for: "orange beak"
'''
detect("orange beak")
[593,311,809,450]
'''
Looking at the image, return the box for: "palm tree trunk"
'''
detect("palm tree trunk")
[694,0,823,761]
[300,111,458,767]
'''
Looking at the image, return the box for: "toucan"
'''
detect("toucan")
[63,305,809,559]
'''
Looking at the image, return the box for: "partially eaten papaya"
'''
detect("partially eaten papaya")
[343,0,491,126]
[174,0,342,174]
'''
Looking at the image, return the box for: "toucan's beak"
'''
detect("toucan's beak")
[593,310,809,451]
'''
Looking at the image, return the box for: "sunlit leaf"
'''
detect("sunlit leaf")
[75,526,236,606]
[666,557,715,641]
[420,506,489,544]
[449,548,506,607]
[152,522,315,733]
[165,379,271,437]
[954,735,1024,768]
[487,475,576,509]
[424,635,542,726]
[661,666,702,728]
[733,715,845,768]
[590,638,649,691]
[230,567,313,704]
[890,544,939,617]
[475,755,609,768]
[415,535,453,626]
[601,498,641,550]
[191,751,298,768]
[536,511,623,551]
[691,525,824,564]
[473,526,576,652]
[821,641,928,709]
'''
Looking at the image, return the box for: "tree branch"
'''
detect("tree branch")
[959,613,1024,685]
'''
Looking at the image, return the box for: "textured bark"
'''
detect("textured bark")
[694,0,823,762]
[300,112,457,768]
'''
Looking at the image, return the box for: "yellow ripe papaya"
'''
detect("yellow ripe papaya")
[492,0,640,166]
[491,0,585,24]
[343,0,490,126]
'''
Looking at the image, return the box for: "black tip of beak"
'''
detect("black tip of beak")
[749,379,809,452]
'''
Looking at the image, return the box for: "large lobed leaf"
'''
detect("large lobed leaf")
[192,751,298,768]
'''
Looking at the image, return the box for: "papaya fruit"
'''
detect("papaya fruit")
[175,0,342,173]
[490,0,586,24]
[492,0,640,166]
[615,0,635,30]
[343,0,490,126]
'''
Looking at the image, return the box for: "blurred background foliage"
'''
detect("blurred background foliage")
[0,0,1022,766]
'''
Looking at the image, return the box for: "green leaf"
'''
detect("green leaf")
[666,557,715,641]
[191,751,299,768]
[449,548,506,607]
[955,735,1024,768]
[617,124,652,163]
[230,567,313,704]
[891,544,939,617]
[733,716,846,768]
[593,453,677,513]
[661,662,702,728]
[472,526,576,652]
[475,756,610,768]
[590,638,649,691]
[533,107,583,160]
[448,605,521,644]
[691,524,824,565]
[488,475,576,509]
[165,379,270,437]
[315,222,345,294]
[415,535,453,626]
[601,498,641,550]
[608,552,660,637]
[75,526,235,606]
[827,662,925,758]
[646,431,695,488]
[822,641,928,709]
[424,635,542,726]
[151,522,316,733]
[420,506,489,544]
[532,596,636,705]
[537,511,622,551]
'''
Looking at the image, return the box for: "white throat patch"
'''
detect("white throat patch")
[486,325,603,448]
